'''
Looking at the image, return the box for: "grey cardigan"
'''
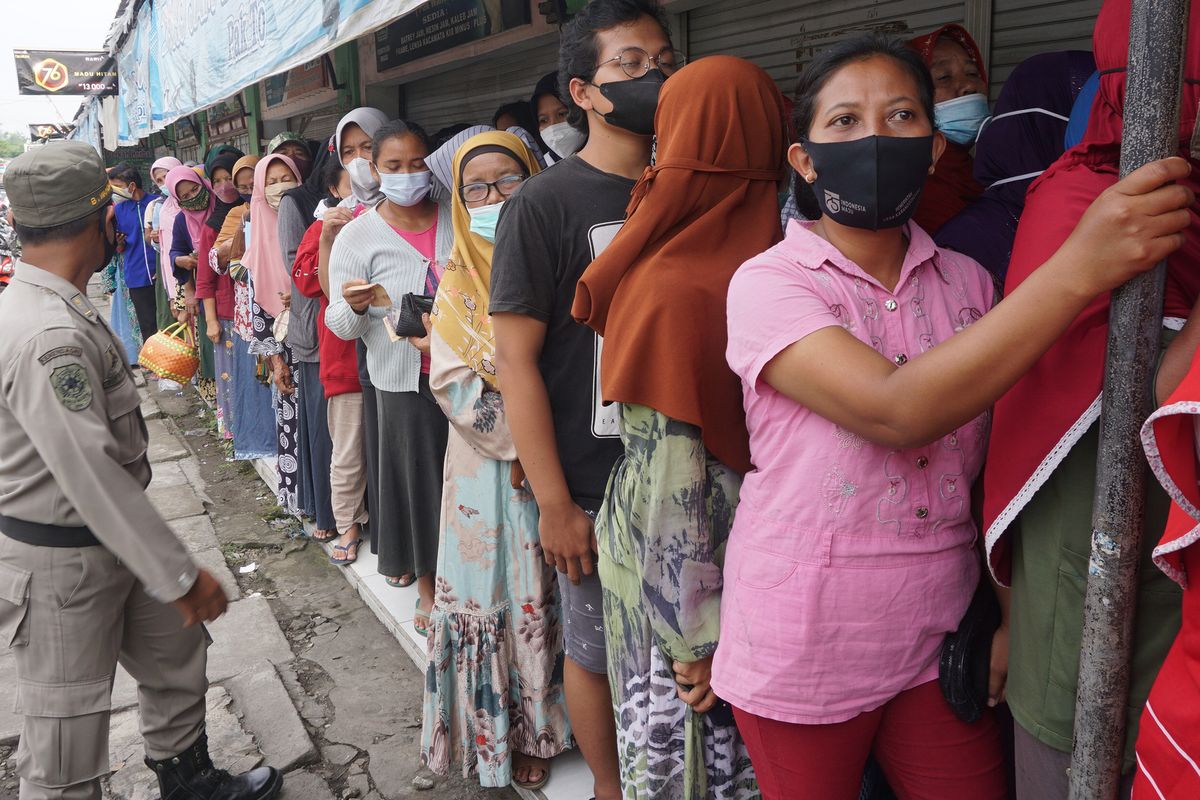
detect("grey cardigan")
[277,194,319,363]
[325,201,454,394]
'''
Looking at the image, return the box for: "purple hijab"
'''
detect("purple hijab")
[935,50,1096,282]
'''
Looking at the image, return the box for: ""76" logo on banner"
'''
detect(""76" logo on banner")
[33,58,69,92]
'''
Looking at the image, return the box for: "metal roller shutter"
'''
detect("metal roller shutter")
[401,40,560,133]
[685,0,967,96]
[989,0,1099,92]
[298,109,343,144]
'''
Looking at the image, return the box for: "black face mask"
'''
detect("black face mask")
[801,135,933,230]
[595,69,666,136]
[94,212,117,274]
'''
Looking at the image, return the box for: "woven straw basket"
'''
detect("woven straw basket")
[138,321,199,383]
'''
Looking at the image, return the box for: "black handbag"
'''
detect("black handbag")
[939,579,1001,723]
[392,293,435,338]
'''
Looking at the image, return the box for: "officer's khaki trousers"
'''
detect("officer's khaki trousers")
[0,537,208,799]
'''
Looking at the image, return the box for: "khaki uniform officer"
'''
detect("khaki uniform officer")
[0,142,281,800]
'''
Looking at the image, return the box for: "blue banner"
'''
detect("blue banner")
[111,0,418,139]
[70,98,103,153]
[116,1,154,145]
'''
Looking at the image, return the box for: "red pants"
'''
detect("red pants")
[734,681,1007,800]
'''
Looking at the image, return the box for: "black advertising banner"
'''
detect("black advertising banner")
[374,0,531,72]
[13,50,117,96]
[28,124,72,141]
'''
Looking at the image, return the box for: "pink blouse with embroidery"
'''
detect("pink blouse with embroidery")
[712,220,996,724]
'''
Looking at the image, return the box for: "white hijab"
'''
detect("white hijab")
[334,107,390,206]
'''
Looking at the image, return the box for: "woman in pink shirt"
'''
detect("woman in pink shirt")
[714,33,1194,799]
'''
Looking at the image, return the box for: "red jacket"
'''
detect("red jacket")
[292,221,361,398]
[194,225,234,319]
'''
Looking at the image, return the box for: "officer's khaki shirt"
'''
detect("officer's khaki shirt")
[0,260,197,603]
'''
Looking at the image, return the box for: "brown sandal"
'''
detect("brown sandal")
[513,756,550,790]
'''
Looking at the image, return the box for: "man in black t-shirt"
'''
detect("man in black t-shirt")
[490,2,673,795]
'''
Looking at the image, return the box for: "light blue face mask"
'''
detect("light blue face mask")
[934,93,990,146]
[468,201,504,243]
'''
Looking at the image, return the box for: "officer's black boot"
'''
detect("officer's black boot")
[145,732,283,800]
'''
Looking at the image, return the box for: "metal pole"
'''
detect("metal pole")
[1068,1,1188,797]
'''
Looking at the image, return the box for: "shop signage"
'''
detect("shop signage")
[374,0,532,72]
[13,50,117,96]
[28,124,73,141]
[175,115,200,143]
[264,60,332,108]
[207,96,248,138]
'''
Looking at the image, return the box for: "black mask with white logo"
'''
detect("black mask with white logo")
[596,70,666,136]
[801,135,933,230]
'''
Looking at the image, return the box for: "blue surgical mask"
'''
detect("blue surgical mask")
[468,201,504,243]
[934,93,990,146]
[379,170,432,207]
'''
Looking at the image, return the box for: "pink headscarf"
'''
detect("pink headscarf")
[165,165,214,248]
[247,154,300,318]
[153,156,183,295]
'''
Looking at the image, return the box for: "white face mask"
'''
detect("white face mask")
[541,122,586,159]
[379,170,432,207]
[345,157,383,203]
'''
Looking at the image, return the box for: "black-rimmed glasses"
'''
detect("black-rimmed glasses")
[460,174,526,204]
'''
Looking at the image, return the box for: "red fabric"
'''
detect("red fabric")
[292,221,360,397]
[915,141,983,235]
[1133,361,1200,799]
[983,0,1200,582]
[1132,549,1200,800]
[1149,358,1200,582]
[907,23,988,85]
[194,226,233,319]
[733,681,1006,800]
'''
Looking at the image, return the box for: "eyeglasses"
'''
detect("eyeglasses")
[460,174,526,204]
[595,47,686,79]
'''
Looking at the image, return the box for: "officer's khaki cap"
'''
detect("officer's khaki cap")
[6,141,112,229]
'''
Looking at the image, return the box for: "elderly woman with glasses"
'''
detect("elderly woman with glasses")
[419,129,572,792]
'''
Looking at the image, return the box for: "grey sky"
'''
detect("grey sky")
[0,0,121,136]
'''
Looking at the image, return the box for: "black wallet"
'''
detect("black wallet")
[939,579,1001,723]
[393,293,435,338]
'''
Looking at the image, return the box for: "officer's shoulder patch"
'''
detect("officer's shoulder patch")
[49,364,92,412]
[38,345,84,365]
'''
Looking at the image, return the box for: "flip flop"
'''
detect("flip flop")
[513,760,550,791]
[413,599,431,638]
[310,528,338,543]
[328,539,360,566]
[385,574,415,588]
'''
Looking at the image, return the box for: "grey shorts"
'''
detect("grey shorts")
[559,569,607,674]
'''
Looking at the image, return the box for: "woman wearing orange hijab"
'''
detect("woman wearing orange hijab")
[572,55,785,798]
